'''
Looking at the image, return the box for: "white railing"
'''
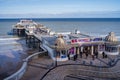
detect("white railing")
[4,51,47,80]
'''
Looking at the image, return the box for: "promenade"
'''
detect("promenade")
[20,52,120,80]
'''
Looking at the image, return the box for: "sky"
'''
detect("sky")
[0,0,120,18]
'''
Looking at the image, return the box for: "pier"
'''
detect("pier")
[4,20,120,80]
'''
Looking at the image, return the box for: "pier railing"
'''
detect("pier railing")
[4,51,47,80]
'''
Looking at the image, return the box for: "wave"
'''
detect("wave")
[0,42,19,45]
[0,37,21,45]
[0,37,20,41]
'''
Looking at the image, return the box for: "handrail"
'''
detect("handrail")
[4,51,47,80]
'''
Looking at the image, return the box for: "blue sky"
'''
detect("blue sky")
[0,0,120,18]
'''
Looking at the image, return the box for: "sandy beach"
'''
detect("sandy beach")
[0,38,36,79]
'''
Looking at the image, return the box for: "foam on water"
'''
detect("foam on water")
[0,38,28,75]
[0,37,20,41]
[0,38,21,46]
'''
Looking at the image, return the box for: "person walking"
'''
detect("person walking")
[80,51,83,58]
[92,55,95,60]
[95,51,98,58]
[85,52,88,59]
[67,53,70,60]
[102,52,105,58]
[73,53,78,61]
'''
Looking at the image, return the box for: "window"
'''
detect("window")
[105,46,118,52]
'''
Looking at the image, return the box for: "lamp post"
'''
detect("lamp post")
[55,54,57,67]
[55,46,57,67]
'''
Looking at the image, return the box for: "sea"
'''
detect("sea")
[0,18,120,78]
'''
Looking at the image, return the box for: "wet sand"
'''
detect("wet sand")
[0,38,36,79]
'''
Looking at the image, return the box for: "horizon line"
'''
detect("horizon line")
[0,17,120,19]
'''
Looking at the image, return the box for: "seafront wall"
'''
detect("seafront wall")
[4,51,47,80]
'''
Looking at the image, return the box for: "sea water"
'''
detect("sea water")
[0,18,120,77]
[35,18,120,38]
[0,19,26,78]
[0,18,120,37]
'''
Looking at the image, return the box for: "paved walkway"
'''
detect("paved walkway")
[42,57,120,80]
[20,53,120,80]
[20,55,53,80]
